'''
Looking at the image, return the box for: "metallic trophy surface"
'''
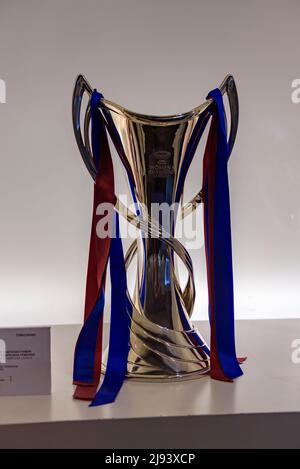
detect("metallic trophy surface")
[72,75,239,382]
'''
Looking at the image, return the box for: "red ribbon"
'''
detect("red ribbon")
[74,122,115,400]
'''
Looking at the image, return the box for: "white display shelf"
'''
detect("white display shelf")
[0,320,300,449]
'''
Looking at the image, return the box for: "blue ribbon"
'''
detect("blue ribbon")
[90,212,130,406]
[205,88,242,379]
[91,90,104,169]
[73,288,105,384]
[74,89,130,405]
[73,90,105,386]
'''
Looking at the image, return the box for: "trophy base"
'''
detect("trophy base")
[101,342,211,383]
[101,364,210,383]
[101,312,211,382]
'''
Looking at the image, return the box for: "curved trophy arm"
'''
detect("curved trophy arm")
[72,75,97,181]
[181,74,239,218]
[117,198,196,317]
[219,74,239,156]
[181,190,203,220]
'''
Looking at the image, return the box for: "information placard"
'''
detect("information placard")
[0,328,51,396]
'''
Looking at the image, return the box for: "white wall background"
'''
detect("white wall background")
[0,0,299,326]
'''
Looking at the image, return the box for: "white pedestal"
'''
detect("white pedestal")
[0,320,300,449]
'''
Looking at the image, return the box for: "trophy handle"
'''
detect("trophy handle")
[219,74,239,156]
[72,74,97,181]
[182,74,239,218]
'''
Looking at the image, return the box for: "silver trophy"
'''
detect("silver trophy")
[73,74,238,382]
